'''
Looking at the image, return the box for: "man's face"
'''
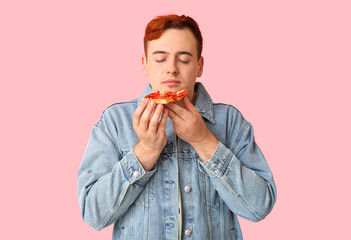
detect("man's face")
[142,28,203,102]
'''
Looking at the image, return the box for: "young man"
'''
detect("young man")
[78,14,276,240]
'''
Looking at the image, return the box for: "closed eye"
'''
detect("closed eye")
[179,59,190,64]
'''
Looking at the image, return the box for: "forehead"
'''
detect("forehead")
[147,28,198,55]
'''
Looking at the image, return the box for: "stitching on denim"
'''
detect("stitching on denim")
[97,174,133,230]
[97,99,139,154]
[212,103,249,154]
[96,121,119,151]
[219,145,232,176]
[103,99,138,112]
[232,122,250,156]
[210,143,231,178]
[217,144,233,177]
[221,176,263,221]
[212,103,246,120]
[96,151,137,230]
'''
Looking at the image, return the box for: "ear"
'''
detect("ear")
[197,56,204,77]
[142,55,148,76]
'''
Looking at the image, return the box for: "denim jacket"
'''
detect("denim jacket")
[78,82,277,240]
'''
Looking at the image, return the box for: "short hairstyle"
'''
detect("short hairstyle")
[144,14,203,60]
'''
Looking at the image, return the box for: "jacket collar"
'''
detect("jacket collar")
[137,82,216,124]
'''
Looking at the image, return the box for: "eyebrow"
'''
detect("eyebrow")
[152,51,168,55]
[152,51,193,57]
[178,51,193,57]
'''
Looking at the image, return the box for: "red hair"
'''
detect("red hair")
[144,14,203,60]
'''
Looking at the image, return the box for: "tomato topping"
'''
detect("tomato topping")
[144,91,160,99]
[159,91,177,100]
[177,89,189,97]
[144,89,188,102]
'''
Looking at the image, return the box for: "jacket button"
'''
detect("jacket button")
[185,229,192,236]
[184,186,192,192]
[183,147,189,153]
[211,163,218,169]
[133,171,140,177]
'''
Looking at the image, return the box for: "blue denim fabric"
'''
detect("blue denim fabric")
[78,82,277,240]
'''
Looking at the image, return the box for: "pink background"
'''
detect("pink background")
[1,0,350,239]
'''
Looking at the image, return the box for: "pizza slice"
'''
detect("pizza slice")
[143,89,189,104]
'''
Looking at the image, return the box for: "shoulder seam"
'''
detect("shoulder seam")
[104,99,138,111]
[213,103,249,123]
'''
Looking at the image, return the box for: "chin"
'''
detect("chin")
[161,85,182,92]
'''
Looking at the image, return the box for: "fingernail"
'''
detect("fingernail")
[150,100,156,106]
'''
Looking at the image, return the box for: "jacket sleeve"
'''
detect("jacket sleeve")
[199,121,277,222]
[77,122,155,230]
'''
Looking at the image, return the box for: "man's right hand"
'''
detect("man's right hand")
[133,99,168,171]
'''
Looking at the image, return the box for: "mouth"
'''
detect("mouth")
[162,79,181,87]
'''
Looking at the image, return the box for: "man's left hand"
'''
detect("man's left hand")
[165,96,219,162]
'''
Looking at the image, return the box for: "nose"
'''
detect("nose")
[167,59,179,75]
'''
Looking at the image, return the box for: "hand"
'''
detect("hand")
[133,99,168,171]
[165,97,218,162]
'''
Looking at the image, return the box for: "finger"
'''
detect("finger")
[133,99,149,129]
[149,104,164,134]
[158,108,168,132]
[139,100,157,131]
[165,102,189,120]
[148,105,156,122]
[167,107,182,124]
[181,96,197,113]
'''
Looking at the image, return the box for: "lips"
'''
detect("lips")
[162,79,181,87]
[161,79,181,88]
[163,79,180,84]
